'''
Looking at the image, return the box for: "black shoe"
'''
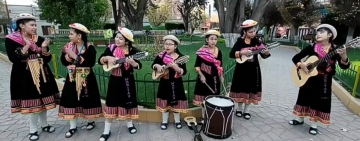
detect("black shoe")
[235,111,243,117]
[86,121,96,130]
[288,119,304,125]
[160,123,168,130]
[99,132,111,141]
[243,113,251,120]
[41,125,55,133]
[309,127,318,135]
[65,128,77,138]
[128,124,137,134]
[29,132,39,141]
[175,122,182,129]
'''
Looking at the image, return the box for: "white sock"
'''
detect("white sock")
[103,120,112,134]
[69,119,77,129]
[127,120,136,134]
[126,120,133,128]
[237,102,243,111]
[29,113,39,133]
[296,117,304,122]
[173,112,180,123]
[310,122,317,128]
[162,112,169,123]
[244,104,250,113]
[310,122,318,134]
[38,110,48,127]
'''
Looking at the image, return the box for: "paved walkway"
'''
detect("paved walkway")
[1,47,360,141]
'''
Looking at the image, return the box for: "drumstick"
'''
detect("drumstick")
[204,82,215,94]
[221,82,230,97]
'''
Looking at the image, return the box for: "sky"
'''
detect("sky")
[6,0,37,5]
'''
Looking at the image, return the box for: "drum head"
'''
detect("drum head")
[205,95,234,108]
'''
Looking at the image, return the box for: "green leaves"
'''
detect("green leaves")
[37,0,109,29]
[328,0,360,26]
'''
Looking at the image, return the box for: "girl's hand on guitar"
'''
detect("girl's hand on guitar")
[240,49,252,56]
[200,75,206,83]
[154,64,163,72]
[106,56,117,65]
[336,48,347,57]
[299,64,309,73]
[126,56,137,65]
[170,63,179,69]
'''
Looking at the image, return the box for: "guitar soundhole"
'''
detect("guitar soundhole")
[306,64,313,72]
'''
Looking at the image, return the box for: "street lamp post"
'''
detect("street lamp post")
[4,0,12,33]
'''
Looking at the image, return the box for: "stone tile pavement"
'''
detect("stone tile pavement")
[1,47,360,141]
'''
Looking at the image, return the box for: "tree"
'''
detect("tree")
[118,0,149,31]
[214,0,270,47]
[146,1,171,27]
[277,0,321,36]
[0,0,9,24]
[262,2,284,39]
[176,0,206,32]
[37,0,109,29]
[190,7,204,32]
[329,0,360,41]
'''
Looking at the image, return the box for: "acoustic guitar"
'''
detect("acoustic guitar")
[291,37,360,87]
[151,55,190,80]
[184,116,203,141]
[102,52,149,72]
[235,42,280,64]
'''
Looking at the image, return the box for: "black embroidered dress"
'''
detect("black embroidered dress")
[58,43,103,120]
[193,47,223,106]
[229,38,270,104]
[98,45,142,120]
[152,52,188,113]
[5,33,59,114]
[291,44,350,124]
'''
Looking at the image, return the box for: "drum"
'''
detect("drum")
[203,95,235,139]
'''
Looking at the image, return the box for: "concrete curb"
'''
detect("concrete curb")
[0,52,202,122]
[282,45,360,117]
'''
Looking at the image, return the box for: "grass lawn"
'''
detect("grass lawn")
[50,41,233,108]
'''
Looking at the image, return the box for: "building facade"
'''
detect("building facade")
[6,4,59,36]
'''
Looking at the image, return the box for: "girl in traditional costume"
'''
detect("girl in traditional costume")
[193,30,224,124]
[289,24,350,135]
[229,20,270,120]
[58,23,103,138]
[4,13,59,141]
[98,27,142,141]
[152,35,188,130]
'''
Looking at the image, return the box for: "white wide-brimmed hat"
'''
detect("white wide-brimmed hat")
[12,13,37,22]
[240,19,258,28]
[163,35,181,44]
[117,27,134,42]
[205,29,221,36]
[69,23,90,34]
[316,24,337,40]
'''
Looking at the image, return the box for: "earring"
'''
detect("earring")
[77,39,80,43]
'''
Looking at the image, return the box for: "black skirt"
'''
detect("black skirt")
[229,60,262,104]
[103,75,139,120]
[156,78,188,113]
[10,62,60,114]
[58,70,103,120]
[292,74,332,125]
[193,69,221,106]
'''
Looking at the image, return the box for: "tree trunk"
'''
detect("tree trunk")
[250,0,269,22]
[270,25,276,41]
[346,26,355,42]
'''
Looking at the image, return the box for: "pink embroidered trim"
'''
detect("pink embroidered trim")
[6,32,41,53]
[109,44,129,70]
[158,51,173,65]
[314,43,327,58]
[196,46,223,75]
